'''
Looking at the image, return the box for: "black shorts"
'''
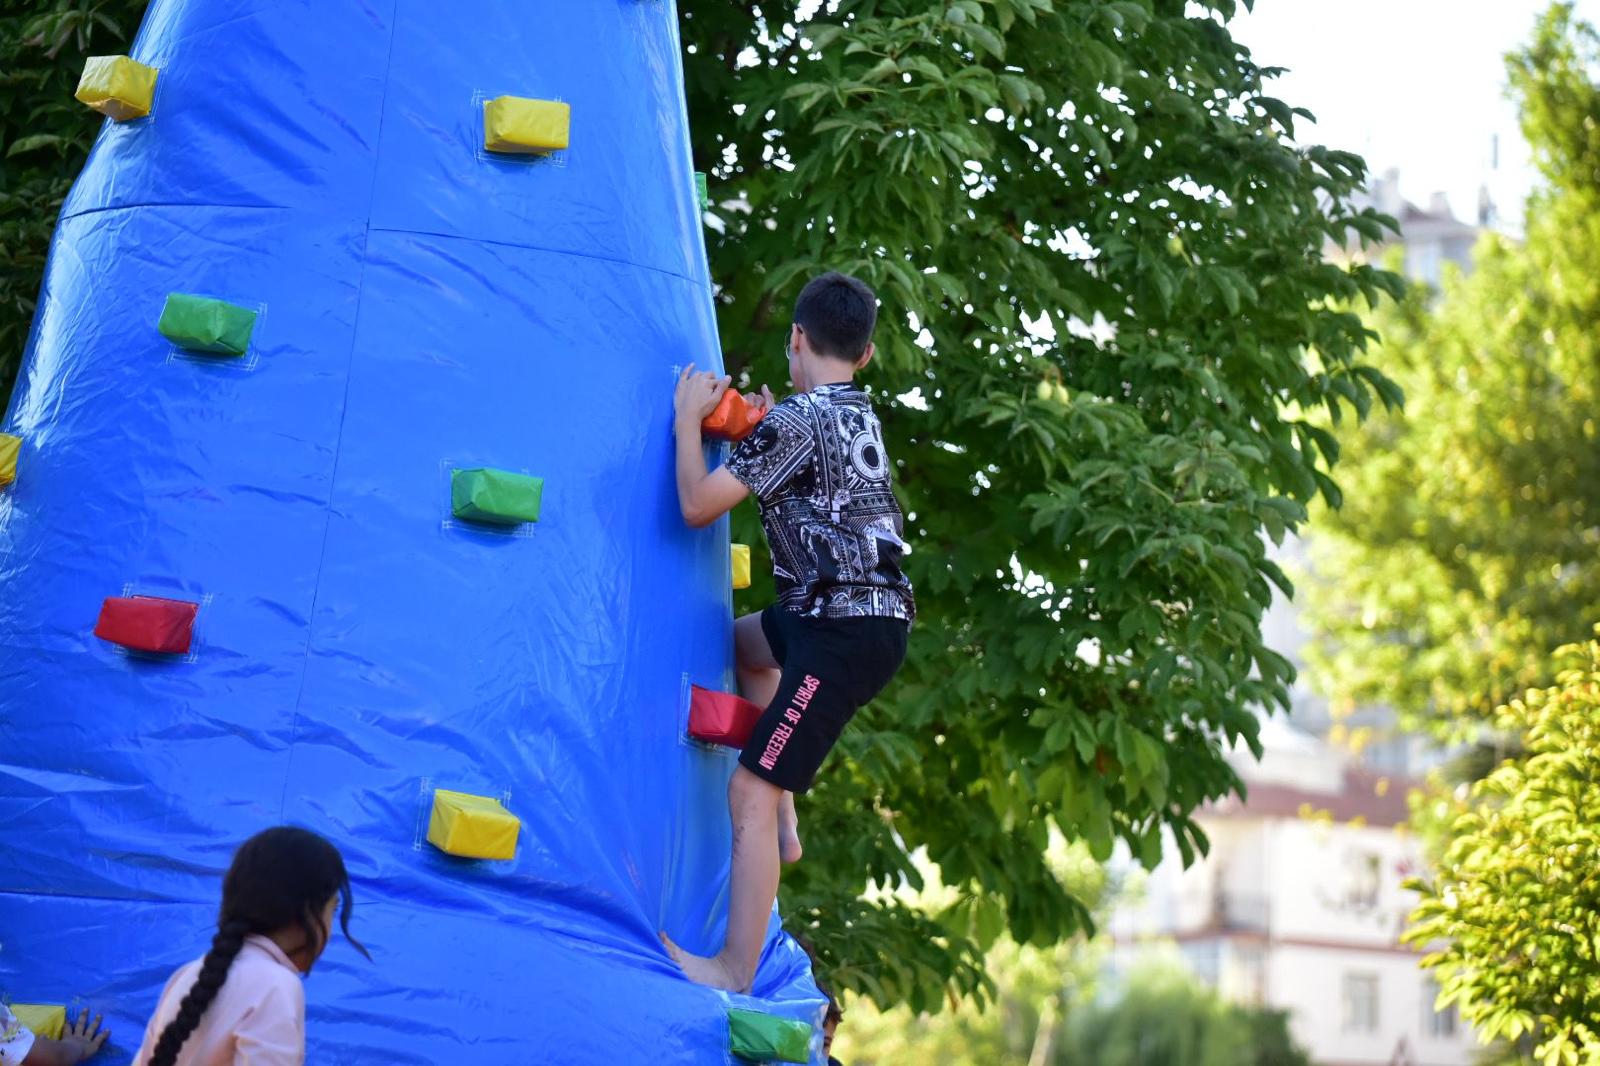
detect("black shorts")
[738,605,909,793]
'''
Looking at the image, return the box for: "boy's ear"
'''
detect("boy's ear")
[854,342,875,371]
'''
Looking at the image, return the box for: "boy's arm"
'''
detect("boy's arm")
[676,433,749,529]
[674,366,751,528]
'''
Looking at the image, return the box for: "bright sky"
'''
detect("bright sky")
[1228,0,1600,230]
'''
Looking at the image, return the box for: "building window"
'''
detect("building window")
[1343,850,1382,912]
[1231,944,1266,1006]
[1342,972,1379,1032]
[1181,940,1220,987]
[1423,976,1459,1037]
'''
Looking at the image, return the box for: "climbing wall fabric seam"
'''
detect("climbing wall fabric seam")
[368,225,704,288]
[272,0,404,820]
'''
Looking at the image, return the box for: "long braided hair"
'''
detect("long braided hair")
[147,827,366,1066]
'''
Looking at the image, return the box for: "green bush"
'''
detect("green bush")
[1,2,147,403]
[1407,632,1600,1062]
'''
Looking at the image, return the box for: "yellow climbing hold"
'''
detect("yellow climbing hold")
[75,56,158,121]
[427,789,520,860]
[0,433,19,488]
[12,1004,66,1041]
[483,96,570,155]
[731,543,751,590]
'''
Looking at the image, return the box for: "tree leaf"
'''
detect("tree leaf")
[965,24,1005,61]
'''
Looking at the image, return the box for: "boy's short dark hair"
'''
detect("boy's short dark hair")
[824,991,844,1025]
[794,271,878,361]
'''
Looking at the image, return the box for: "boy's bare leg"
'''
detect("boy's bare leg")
[662,766,782,991]
[735,612,802,864]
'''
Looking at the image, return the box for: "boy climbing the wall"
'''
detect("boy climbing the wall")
[663,272,915,991]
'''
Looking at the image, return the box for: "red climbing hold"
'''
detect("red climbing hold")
[95,595,200,655]
[688,685,765,749]
[701,390,766,442]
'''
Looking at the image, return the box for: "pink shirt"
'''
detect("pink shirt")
[133,935,305,1066]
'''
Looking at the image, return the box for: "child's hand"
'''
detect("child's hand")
[675,364,731,429]
[61,1009,110,1061]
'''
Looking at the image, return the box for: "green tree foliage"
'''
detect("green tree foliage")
[1405,634,1600,1063]
[685,0,1399,1007]
[1300,3,1600,739]
[840,935,1101,1065]
[841,945,1311,1066]
[1237,1006,1315,1066]
[1,1,145,401]
[1055,960,1310,1066]
[837,841,1108,1064]
[2,1,1402,1011]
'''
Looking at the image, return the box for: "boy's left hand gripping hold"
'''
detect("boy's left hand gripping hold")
[676,365,775,434]
[674,364,732,431]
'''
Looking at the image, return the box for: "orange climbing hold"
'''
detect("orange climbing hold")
[95,595,200,655]
[688,685,764,749]
[701,390,765,442]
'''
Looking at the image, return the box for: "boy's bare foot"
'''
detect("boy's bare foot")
[660,932,751,992]
[778,800,803,865]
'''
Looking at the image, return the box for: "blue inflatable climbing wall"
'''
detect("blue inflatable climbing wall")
[0,2,825,1062]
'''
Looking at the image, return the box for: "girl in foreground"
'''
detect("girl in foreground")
[133,827,367,1066]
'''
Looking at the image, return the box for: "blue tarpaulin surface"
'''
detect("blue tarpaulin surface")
[0,1,825,1061]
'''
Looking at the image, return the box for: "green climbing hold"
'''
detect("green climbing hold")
[157,293,258,357]
[451,467,543,525]
[727,1008,811,1064]
[694,171,708,211]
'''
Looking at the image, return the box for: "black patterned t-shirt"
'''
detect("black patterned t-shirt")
[724,383,915,621]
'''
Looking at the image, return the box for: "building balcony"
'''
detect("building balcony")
[1213,891,1271,933]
